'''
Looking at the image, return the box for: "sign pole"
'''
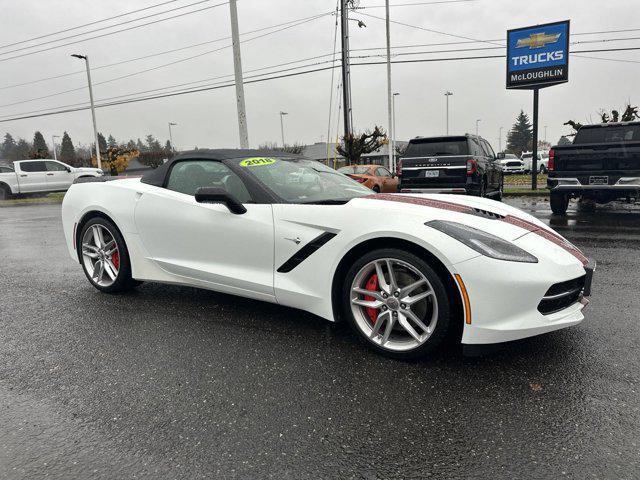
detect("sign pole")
[532,88,539,190]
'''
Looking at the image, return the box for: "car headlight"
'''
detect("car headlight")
[426,220,538,263]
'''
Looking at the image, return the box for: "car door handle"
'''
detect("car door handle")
[46,173,54,176]
[20,174,27,177]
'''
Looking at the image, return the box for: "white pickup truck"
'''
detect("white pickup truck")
[0,159,103,199]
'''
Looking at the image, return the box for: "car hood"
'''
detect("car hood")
[349,193,559,242]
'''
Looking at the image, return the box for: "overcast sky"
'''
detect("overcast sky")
[0,0,637,153]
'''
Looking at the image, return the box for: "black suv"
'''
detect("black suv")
[398,135,503,199]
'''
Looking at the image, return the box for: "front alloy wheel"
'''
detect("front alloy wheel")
[343,249,450,358]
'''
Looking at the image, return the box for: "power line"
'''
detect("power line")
[0,11,334,91]
[0,13,332,109]
[0,1,229,63]
[357,0,475,7]
[0,0,182,50]
[2,46,639,123]
[0,0,221,57]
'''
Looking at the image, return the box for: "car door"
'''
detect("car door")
[16,161,49,192]
[44,160,74,190]
[133,159,275,300]
[376,167,398,192]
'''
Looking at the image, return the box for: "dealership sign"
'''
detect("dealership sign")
[506,20,570,89]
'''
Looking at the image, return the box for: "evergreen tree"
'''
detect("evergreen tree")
[1,133,17,160]
[15,139,31,159]
[145,134,162,152]
[164,140,172,153]
[59,132,76,165]
[126,139,136,150]
[96,132,108,155]
[506,110,533,157]
[107,134,117,148]
[136,138,146,152]
[31,131,50,158]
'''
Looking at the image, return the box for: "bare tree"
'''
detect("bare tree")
[337,126,387,165]
[566,103,639,135]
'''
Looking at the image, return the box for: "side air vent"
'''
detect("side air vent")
[277,232,337,273]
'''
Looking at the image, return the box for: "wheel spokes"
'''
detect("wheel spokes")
[352,298,384,309]
[82,224,120,287]
[402,289,434,306]
[352,287,384,301]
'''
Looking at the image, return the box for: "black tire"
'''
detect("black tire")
[78,217,137,293]
[540,164,548,174]
[550,192,570,216]
[0,184,12,200]
[372,185,380,193]
[341,248,451,359]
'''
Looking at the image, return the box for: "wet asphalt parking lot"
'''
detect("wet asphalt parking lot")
[0,197,639,479]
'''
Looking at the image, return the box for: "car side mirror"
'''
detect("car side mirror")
[497,152,505,159]
[195,187,247,214]
[65,166,72,172]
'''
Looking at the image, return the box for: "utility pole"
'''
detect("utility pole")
[279,111,288,147]
[544,125,548,143]
[168,122,177,152]
[384,0,393,171]
[340,0,353,142]
[52,135,60,161]
[71,54,101,169]
[499,127,503,152]
[444,91,453,135]
[229,0,249,148]
[475,119,481,136]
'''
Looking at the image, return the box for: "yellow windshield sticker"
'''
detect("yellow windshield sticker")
[240,157,277,167]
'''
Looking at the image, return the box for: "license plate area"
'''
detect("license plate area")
[423,170,440,178]
[589,176,609,185]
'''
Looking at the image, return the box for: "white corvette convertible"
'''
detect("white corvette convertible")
[61,150,594,358]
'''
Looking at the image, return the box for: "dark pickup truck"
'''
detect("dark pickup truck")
[547,122,640,215]
[397,135,503,199]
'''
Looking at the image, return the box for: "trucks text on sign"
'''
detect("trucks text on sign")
[506,20,570,89]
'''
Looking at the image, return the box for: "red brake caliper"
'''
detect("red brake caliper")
[111,251,120,270]
[364,274,380,323]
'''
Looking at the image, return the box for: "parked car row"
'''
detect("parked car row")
[0,159,103,199]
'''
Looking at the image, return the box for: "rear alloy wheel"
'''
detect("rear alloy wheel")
[79,217,136,293]
[550,192,570,216]
[343,249,450,359]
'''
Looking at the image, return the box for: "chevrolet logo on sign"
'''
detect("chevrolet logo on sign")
[516,32,561,49]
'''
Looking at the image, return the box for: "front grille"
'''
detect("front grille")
[537,275,586,315]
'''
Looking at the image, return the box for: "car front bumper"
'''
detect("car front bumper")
[455,233,594,345]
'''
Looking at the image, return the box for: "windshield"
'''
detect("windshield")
[236,157,372,203]
[338,166,370,174]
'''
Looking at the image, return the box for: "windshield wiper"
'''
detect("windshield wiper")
[300,199,351,205]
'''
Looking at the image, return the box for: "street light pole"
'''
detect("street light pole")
[392,93,399,170]
[544,125,548,143]
[444,91,453,135]
[168,122,177,152]
[475,119,481,136]
[229,0,249,148]
[499,127,503,152]
[279,111,288,147]
[52,135,60,161]
[71,54,101,169]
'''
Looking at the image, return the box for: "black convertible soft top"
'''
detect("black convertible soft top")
[140,148,301,187]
